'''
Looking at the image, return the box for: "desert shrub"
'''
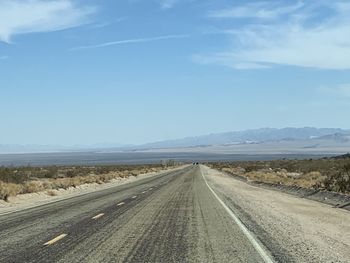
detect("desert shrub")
[324,163,350,193]
[208,159,350,193]
[46,190,58,196]
[23,181,45,193]
[244,165,260,173]
[0,163,174,199]
[305,171,322,180]
[0,182,23,201]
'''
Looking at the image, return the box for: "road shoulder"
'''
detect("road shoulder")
[202,165,350,263]
[0,165,187,216]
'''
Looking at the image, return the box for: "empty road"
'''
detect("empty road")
[1,165,349,262]
[0,166,274,263]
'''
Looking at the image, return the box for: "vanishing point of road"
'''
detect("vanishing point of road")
[0,166,276,263]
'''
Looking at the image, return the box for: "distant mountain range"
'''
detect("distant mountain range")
[1,127,350,154]
[135,127,350,150]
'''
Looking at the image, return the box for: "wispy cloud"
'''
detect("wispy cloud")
[115,17,128,23]
[192,53,270,70]
[0,56,9,60]
[90,22,111,29]
[209,1,304,20]
[159,0,180,9]
[0,0,96,43]
[91,17,127,29]
[70,34,189,51]
[200,1,350,70]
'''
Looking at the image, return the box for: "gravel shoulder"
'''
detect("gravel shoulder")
[202,165,350,263]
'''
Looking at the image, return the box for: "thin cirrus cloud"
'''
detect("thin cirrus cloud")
[208,1,305,20]
[0,0,96,43]
[0,56,9,60]
[69,34,189,51]
[90,17,128,29]
[158,0,180,9]
[199,1,350,70]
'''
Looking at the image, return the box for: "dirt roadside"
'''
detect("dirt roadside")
[0,165,187,216]
[202,165,350,263]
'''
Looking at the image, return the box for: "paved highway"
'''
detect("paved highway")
[0,166,275,263]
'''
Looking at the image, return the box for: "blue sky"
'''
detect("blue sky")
[1,0,350,145]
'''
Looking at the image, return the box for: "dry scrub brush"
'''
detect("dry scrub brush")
[0,164,176,201]
[0,182,23,201]
[209,158,350,194]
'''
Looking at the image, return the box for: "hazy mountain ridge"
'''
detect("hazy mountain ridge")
[137,127,350,149]
[1,127,349,154]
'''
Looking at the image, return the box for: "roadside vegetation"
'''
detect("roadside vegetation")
[208,155,350,195]
[0,163,177,201]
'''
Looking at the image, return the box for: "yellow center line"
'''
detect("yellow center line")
[92,213,105,220]
[117,202,125,206]
[43,234,67,246]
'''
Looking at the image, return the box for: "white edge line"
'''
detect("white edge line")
[200,168,274,263]
[43,234,67,246]
[92,213,105,220]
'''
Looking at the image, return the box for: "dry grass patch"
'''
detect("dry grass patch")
[0,163,178,201]
[209,158,350,194]
[0,182,23,201]
[23,181,45,193]
[243,170,324,188]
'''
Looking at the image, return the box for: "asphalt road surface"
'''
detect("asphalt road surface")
[0,166,278,263]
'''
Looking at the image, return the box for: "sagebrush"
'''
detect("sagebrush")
[208,157,350,194]
[0,164,175,201]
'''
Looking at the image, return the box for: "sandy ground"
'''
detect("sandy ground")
[0,165,186,216]
[202,165,350,263]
